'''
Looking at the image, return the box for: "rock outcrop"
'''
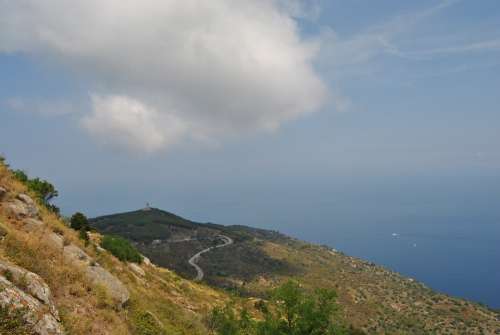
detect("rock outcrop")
[62,242,129,306]
[129,262,145,277]
[5,193,39,219]
[0,262,64,335]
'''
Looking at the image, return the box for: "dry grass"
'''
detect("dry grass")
[0,161,236,335]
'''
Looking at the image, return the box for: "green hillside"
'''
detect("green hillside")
[90,207,500,334]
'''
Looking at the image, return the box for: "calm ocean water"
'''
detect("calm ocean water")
[178,174,500,309]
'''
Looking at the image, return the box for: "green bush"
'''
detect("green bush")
[101,235,142,263]
[207,280,363,335]
[70,212,89,231]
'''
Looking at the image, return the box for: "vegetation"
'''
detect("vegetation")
[132,310,166,335]
[11,169,59,214]
[0,305,34,335]
[79,227,90,246]
[70,212,90,231]
[208,281,359,335]
[101,235,143,263]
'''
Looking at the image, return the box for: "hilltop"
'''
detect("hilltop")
[91,208,500,334]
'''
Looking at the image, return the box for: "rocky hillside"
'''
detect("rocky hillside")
[92,209,500,334]
[0,161,232,334]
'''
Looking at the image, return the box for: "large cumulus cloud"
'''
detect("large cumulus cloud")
[0,0,327,152]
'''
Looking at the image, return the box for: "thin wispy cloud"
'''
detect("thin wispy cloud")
[318,0,500,77]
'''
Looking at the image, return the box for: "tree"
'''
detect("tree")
[12,170,28,183]
[11,169,59,214]
[26,178,58,203]
[70,212,89,231]
[207,281,360,335]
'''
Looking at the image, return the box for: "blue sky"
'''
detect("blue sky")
[1,0,499,222]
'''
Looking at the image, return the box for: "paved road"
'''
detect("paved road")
[188,235,233,281]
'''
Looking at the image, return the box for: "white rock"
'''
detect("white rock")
[23,218,45,232]
[6,194,39,219]
[0,261,57,318]
[86,265,130,306]
[0,273,64,335]
[61,244,130,307]
[47,232,64,249]
[129,262,145,277]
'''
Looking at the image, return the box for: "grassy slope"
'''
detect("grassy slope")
[0,163,231,334]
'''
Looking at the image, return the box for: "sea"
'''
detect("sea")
[184,174,500,309]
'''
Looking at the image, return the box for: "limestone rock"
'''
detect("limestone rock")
[5,194,39,219]
[62,244,130,307]
[34,314,65,335]
[23,218,45,232]
[63,244,91,263]
[0,261,58,318]
[0,272,64,335]
[143,256,153,267]
[87,265,130,306]
[47,232,64,249]
[129,262,146,277]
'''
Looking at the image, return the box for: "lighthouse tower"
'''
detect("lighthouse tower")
[143,202,152,211]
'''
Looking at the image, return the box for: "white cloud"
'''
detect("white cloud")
[0,0,328,153]
[82,95,186,153]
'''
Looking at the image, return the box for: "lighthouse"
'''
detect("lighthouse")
[143,202,152,211]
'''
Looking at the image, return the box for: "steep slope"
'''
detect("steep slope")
[91,208,500,334]
[0,161,230,335]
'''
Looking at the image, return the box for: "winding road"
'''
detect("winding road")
[188,235,233,281]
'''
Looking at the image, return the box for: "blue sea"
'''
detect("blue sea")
[175,174,500,309]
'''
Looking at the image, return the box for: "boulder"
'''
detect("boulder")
[0,260,58,318]
[23,218,45,232]
[62,244,130,307]
[47,232,64,249]
[5,194,39,219]
[63,244,91,263]
[0,272,64,335]
[16,194,39,217]
[87,265,130,306]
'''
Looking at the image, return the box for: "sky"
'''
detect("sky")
[1,0,500,222]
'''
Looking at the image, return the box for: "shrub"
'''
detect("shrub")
[207,280,361,335]
[101,235,142,263]
[70,212,89,231]
[79,227,90,246]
